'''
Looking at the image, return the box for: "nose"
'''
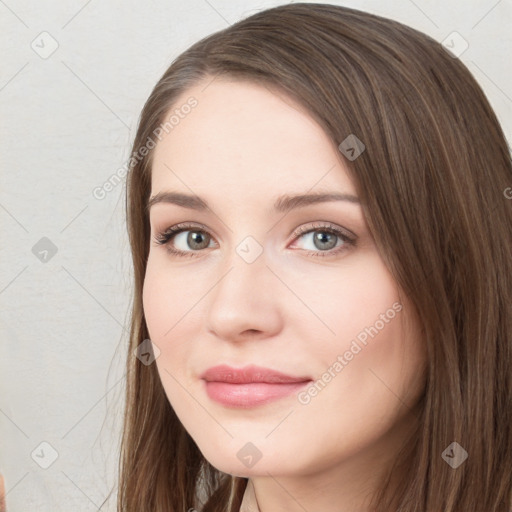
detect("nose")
[205,247,283,343]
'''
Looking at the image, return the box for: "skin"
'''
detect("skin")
[0,474,5,512]
[143,77,427,512]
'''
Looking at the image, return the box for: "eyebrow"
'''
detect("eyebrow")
[146,190,360,214]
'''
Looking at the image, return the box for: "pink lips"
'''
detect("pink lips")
[200,364,312,408]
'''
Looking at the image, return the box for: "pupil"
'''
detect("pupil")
[189,231,208,249]
[315,231,336,250]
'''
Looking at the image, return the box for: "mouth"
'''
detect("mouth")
[200,364,313,408]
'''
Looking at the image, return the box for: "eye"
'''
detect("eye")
[289,221,356,258]
[152,222,215,258]
[152,221,356,258]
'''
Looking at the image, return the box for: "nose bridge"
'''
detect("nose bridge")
[205,232,282,339]
[234,233,266,267]
[217,233,269,301]
[210,202,286,287]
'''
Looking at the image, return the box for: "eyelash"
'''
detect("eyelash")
[152,221,356,259]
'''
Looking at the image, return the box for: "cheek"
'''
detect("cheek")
[142,263,170,343]
[281,250,403,360]
[142,255,203,342]
[142,259,199,411]
[142,259,192,393]
[292,294,425,468]
[296,253,425,416]
[142,256,211,385]
[309,292,425,432]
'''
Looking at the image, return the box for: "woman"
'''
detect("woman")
[118,3,512,511]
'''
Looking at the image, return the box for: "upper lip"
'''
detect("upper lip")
[200,364,312,384]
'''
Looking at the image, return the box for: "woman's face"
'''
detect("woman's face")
[143,78,426,479]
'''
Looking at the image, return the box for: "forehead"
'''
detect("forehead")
[150,79,356,199]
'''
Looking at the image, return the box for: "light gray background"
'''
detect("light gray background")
[1,0,510,510]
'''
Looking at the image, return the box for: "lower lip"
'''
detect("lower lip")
[204,381,311,408]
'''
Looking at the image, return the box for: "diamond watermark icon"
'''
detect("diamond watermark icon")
[338,134,365,161]
[441,31,469,58]
[441,441,468,468]
[32,237,58,263]
[236,236,263,264]
[31,441,59,469]
[236,442,263,468]
[30,31,59,59]
[134,338,161,365]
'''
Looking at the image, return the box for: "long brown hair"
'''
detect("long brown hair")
[117,3,512,511]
